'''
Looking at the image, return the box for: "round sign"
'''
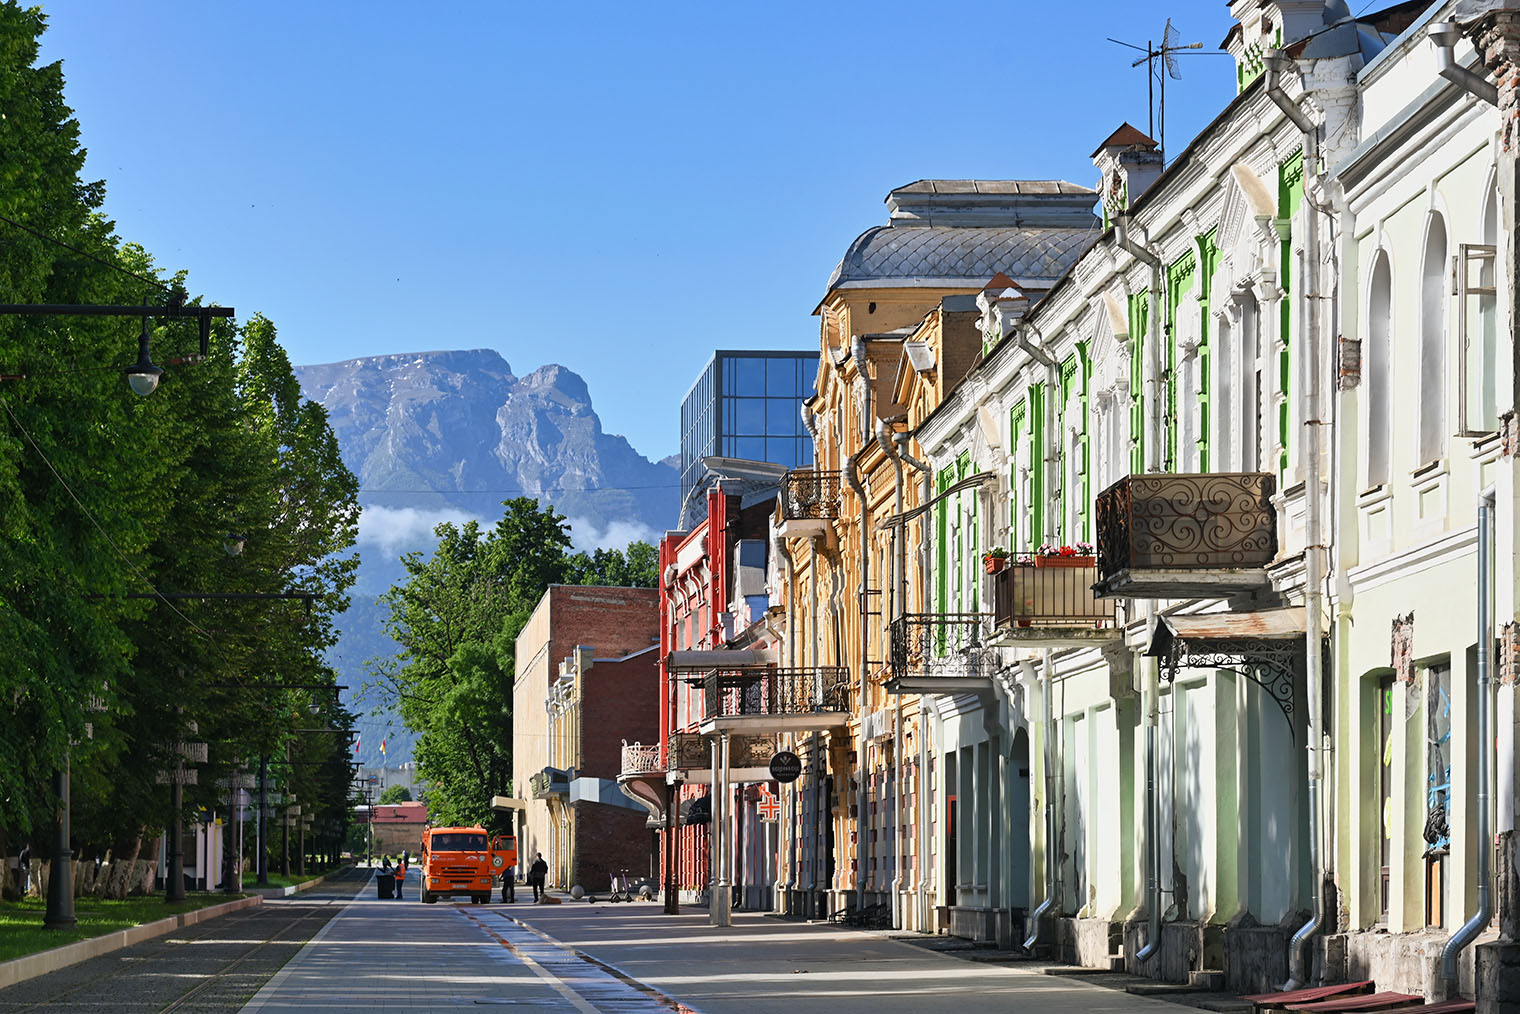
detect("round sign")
[768,750,803,784]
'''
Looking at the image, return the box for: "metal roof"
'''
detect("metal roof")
[826,225,1099,292]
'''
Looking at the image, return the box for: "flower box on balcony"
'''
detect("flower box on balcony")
[984,556,1007,573]
[1034,555,1096,568]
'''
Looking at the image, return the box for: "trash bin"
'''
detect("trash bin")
[377,872,394,899]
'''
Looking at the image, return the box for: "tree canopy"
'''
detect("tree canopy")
[0,2,359,876]
[374,496,656,828]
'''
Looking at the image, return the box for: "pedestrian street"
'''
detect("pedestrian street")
[236,871,1214,1014]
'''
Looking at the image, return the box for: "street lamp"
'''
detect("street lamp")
[124,318,163,397]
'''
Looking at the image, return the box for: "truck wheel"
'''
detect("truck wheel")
[422,890,436,904]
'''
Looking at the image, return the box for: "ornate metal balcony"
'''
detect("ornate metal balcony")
[887,613,998,695]
[1094,472,1277,599]
[779,469,842,537]
[619,741,663,777]
[702,666,853,722]
[992,564,1119,644]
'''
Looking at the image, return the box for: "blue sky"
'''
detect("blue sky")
[38,1,1239,463]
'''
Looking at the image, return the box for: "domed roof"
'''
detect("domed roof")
[825,179,1099,295]
[827,224,1098,292]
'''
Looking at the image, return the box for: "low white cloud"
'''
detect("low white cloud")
[566,515,660,552]
[358,505,489,555]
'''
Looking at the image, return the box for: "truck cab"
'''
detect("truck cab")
[419,825,518,904]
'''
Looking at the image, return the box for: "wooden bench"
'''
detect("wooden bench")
[1287,992,1424,1013]
[1241,981,1375,1014]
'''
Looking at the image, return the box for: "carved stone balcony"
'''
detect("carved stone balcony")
[1094,472,1277,599]
[616,741,667,824]
[778,469,842,538]
[991,563,1120,646]
[886,613,998,697]
[619,741,663,777]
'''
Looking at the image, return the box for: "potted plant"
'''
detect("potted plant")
[983,547,1010,573]
[1033,543,1098,568]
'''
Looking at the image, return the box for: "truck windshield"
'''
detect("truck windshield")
[430,833,487,851]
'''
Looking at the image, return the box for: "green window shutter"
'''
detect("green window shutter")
[1059,355,1082,544]
[1165,252,1196,474]
[1128,293,1149,474]
[935,468,952,617]
[1196,231,1219,474]
[1029,385,1045,551]
[1277,151,1304,481]
[1077,343,1092,540]
[1010,402,1027,553]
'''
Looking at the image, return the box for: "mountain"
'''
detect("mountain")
[295,349,680,767]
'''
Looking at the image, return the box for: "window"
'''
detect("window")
[1419,214,1448,465]
[1425,661,1452,927]
[1476,182,1500,431]
[429,833,488,851]
[1366,251,1393,487]
[1377,674,1394,917]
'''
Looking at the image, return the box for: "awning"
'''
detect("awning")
[1145,606,1306,657]
[665,649,775,672]
[489,796,529,812]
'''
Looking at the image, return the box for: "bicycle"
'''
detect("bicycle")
[608,868,633,903]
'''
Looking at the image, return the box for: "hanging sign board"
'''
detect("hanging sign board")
[768,750,802,784]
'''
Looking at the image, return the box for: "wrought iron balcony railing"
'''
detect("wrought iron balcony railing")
[781,469,842,521]
[619,741,663,776]
[701,666,852,720]
[889,613,998,680]
[1095,472,1276,579]
[992,564,1117,629]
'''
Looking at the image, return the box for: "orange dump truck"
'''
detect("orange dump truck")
[419,825,518,904]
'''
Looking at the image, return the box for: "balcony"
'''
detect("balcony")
[697,665,853,734]
[1094,472,1277,599]
[529,766,569,800]
[616,742,667,825]
[991,563,1119,646]
[778,469,842,538]
[887,613,998,697]
[665,730,795,785]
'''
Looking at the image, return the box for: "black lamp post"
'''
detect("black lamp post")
[42,756,74,928]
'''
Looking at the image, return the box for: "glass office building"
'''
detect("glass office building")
[679,350,819,508]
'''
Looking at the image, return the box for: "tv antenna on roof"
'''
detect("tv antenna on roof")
[1107,19,1212,162]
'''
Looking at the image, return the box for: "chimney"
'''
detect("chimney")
[1092,123,1162,220]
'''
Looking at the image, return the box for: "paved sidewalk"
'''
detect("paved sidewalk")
[502,901,1202,1014]
[235,882,1223,1014]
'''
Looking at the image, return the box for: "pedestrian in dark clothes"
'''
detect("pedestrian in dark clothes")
[528,853,548,903]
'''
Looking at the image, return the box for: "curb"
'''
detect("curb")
[0,894,263,991]
[246,867,344,899]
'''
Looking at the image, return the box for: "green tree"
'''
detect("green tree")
[566,540,659,588]
[378,785,412,805]
[375,497,577,827]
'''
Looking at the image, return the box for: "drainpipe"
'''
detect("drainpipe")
[1429,22,1499,106]
[1441,487,1497,992]
[1264,48,1330,991]
[801,403,823,475]
[845,336,873,915]
[1022,652,1057,951]
[1112,215,1164,473]
[1136,645,1163,962]
[877,420,907,928]
[895,429,934,929]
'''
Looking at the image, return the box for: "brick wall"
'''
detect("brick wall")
[580,647,658,777]
[572,801,656,891]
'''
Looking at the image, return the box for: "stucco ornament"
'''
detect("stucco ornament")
[1211,162,1279,315]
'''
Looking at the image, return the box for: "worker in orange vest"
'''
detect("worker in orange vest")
[393,852,407,900]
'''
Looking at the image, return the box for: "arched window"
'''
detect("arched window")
[1418,214,1448,465]
[1366,251,1393,486]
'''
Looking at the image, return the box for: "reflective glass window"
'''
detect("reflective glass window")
[766,438,796,467]
[767,357,798,396]
[733,358,765,396]
[767,397,798,436]
[735,436,765,460]
[803,357,819,393]
[735,398,765,433]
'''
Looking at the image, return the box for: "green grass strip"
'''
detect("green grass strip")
[0,893,244,964]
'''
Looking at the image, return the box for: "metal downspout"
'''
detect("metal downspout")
[1112,216,1164,473]
[1441,487,1497,992]
[1022,652,1057,951]
[846,336,871,916]
[1429,23,1500,106]
[1136,644,1162,962]
[1264,49,1329,991]
[895,429,934,931]
[878,420,907,928]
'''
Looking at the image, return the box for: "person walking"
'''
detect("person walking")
[393,853,407,900]
[528,853,547,903]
